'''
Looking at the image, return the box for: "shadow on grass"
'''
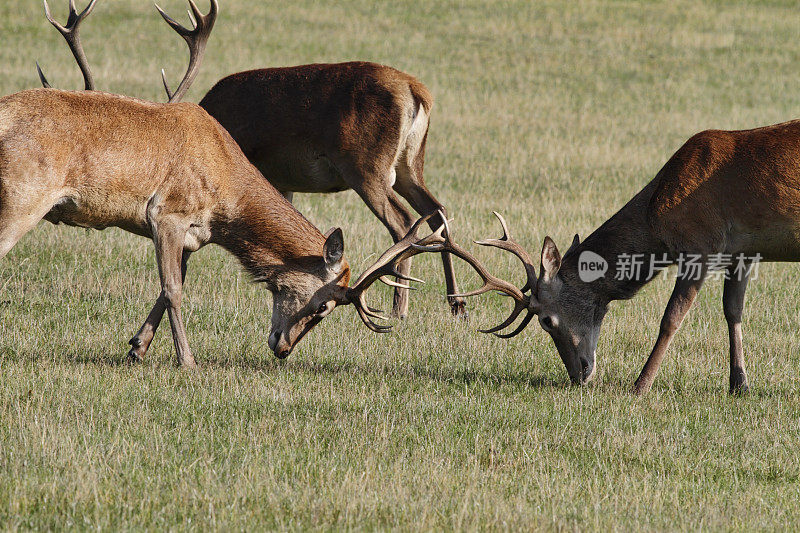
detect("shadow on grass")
[601,373,798,400]
[201,355,564,390]
[0,347,132,368]
[7,348,797,398]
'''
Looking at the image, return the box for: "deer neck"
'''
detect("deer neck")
[214,180,325,285]
[561,181,669,303]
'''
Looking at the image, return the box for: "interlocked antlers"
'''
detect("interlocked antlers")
[37,0,99,90]
[346,213,447,332]
[415,212,539,338]
[157,0,218,103]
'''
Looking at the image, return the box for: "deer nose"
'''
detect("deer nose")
[268,330,280,352]
[268,330,292,359]
[580,356,595,383]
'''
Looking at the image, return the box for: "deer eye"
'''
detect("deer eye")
[541,316,555,331]
[317,303,329,315]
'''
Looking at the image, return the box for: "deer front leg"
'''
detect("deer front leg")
[633,274,705,395]
[128,251,190,362]
[151,217,196,368]
[723,266,750,395]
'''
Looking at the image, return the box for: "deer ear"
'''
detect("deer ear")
[565,234,580,256]
[323,228,344,268]
[540,236,561,280]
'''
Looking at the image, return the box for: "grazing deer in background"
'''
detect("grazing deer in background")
[427,121,800,395]
[158,16,466,319]
[11,0,443,367]
[192,66,469,321]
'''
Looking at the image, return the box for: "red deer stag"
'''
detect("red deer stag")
[11,0,443,367]
[154,9,466,319]
[40,1,466,320]
[426,121,800,395]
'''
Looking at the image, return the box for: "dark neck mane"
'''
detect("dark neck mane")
[560,182,669,303]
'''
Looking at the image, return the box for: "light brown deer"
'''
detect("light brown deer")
[10,0,443,367]
[430,121,800,395]
[39,1,466,320]
[161,24,466,319]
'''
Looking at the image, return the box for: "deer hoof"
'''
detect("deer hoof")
[127,337,145,362]
[449,299,468,319]
[126,347,143,363]
[180,357,198,370]
[730,384,749,396]
[729,379,749,396]
[729,369,749,395]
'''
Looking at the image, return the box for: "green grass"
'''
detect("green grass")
[2,0,800,529]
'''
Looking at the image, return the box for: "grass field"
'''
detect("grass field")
[2,0,800,530]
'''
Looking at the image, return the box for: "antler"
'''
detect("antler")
[156,0,218,103]
[414,212,538,338]
[346,212,447,332]
[37,0,99,90]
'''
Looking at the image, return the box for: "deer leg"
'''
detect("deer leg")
[394,178,467,318]
[280,191,294,203]
[0,195,60,259]
[151,217,196,368]
[633,274,705,395]
[723,266,750,395]
[128,251,190,362]
[348,179,417,319]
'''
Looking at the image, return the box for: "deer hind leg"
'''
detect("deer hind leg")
[723,265,751,395]
[128,250,190,362]
[148,214,196,368]
[633,272,706,395]
[394,162,468,318]
[345,170,417,319]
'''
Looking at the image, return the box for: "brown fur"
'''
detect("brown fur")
[0,88,353,366]
[198,61,465,318]
[542,119,800,394]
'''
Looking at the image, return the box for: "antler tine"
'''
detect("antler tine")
[474,211,538,293]
[346,212,446,332]
[157,0,219,103]
[353,298,392,333]
[39,0,99,91]
[348,212,438,289]
[493,308,537,339]
[412,228,524,303]
[414,212,539,338]
[479,299,528,334]
[36,63,52,88]
[378,276,419,290]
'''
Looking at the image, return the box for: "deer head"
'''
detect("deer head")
[425,212,603,384]
[266,213,447,358]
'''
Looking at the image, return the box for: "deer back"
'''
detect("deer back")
[647,121,800,260]
[198,62,430,160]
[0,89,324,258]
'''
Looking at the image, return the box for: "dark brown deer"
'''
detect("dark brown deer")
[435,120,800,395]
[14,0,443,367]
